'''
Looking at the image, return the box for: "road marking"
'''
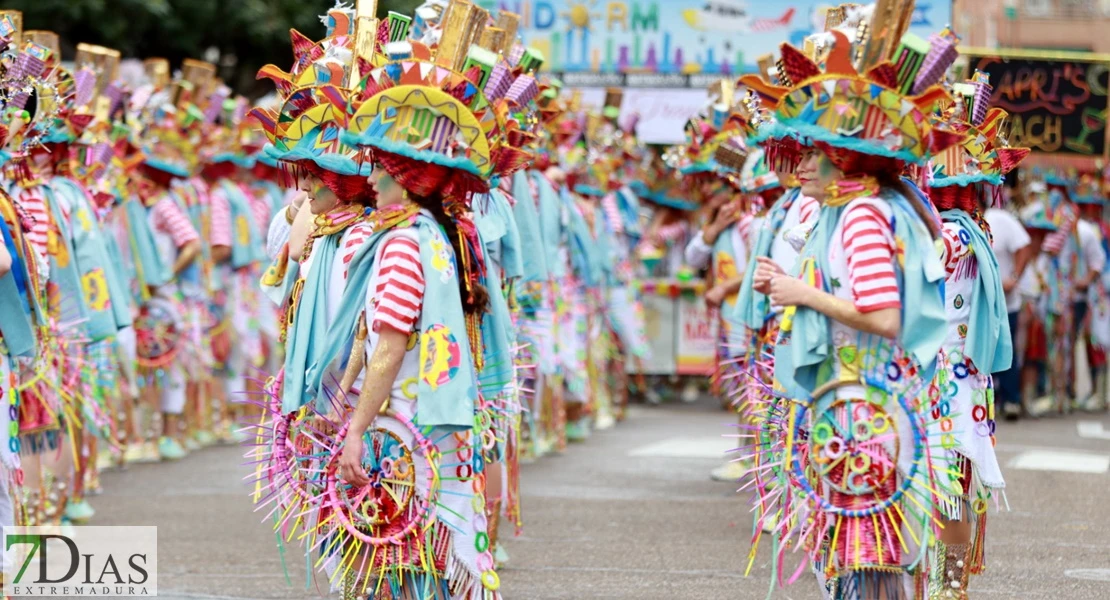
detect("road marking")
[1077,420,1110,440]
[627,437,735,459]
[1008,450,1110,474]
[1064,569,1110,582]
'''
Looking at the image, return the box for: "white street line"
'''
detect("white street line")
[1077,420,1110,440]
[627,437,735,458]
[1008,450,1110,474]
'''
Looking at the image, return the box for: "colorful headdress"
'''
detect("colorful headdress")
[0,16,67,172]
[930,70,1029,189]
[343,0,537,200]
[629,153,697,211]
[1020,200,1057,231]
[740,1,963,172]
[248,1,374,186]
[1072,173,1105,205]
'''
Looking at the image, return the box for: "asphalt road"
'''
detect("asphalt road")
[86,400,1110,600]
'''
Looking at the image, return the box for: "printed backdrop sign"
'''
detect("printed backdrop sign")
[476,1,950,85]
[961,52,1110,158]
[675,296,717,376]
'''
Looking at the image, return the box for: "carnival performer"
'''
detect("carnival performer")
[248,2,529,596]
[1068,177,1107,411]
[924,74,1030,598]
[681,112,751,403]
[1038,174,1083,413]
[724,138,815,483]
[1017,195,1058,415]
[38,45,140,521]
[1079,178,1110,410]
[134,97,204,461]
[741,9,963,596]
[4,31,98,529]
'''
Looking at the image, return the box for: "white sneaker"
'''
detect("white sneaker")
[645,388,663,405]
[710,460,749,482]
[595,412,616,430]
[1027,395,1055,418]
[680,383,700,403]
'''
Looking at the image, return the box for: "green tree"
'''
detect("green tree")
[8,0,422,97]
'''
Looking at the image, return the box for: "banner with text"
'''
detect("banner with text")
[476,1,950,84]
[962,53,1110,158]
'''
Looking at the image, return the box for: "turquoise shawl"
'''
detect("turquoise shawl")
[942,209,1013,374]
[0,216,36,358]
[42,186,90,333]
[732,188,801,330]
[776,189,947,398]
[221,180,267,269]
[50,177,132,339]
[475,189,523,396]
[123,197,172,291]
[510,171,549,284]
[532,171,566,279]
[280,222,350,414]
[302,213,479,430]
[560,186,605,286]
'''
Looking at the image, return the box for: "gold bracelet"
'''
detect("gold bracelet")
[285,205,297,224]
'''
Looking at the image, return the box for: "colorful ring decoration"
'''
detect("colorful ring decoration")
[135,297,181,369]
[324,413,439,546]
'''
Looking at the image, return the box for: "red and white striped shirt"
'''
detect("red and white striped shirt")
[798,196,819,225]
[150,197,200,248]
[208,189,232,248]
[841,204,900,312]
[15,189,50,260]
[339,222,375,281]
[373,235,425,334]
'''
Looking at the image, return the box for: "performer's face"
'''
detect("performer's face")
[796,149,841,202]
[299,174,339,214]
[368,168,406,207]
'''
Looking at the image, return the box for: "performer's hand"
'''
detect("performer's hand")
[754,257,784,294]
[337,432,370,487]
[769,274,813,308]
[705,284,727,309]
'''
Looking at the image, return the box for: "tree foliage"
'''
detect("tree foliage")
[8,0,422,97]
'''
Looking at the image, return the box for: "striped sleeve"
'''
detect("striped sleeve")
[14,189,50,259]
[249,191,272,238]
[798,196,819,225]
[339,222,375,281]
[737,213,754,245]
[841,204,900,312]
[372,235,425,334]
[601,193,624,235]
[152,198,199,247]
[1043,206,1077,254]
[209,189,232,248]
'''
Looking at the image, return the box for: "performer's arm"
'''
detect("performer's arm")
[770,274,901,339]
[337,326,407,487]
[173,240,200,277]
[288,199,315,262]
[0,243,10,275]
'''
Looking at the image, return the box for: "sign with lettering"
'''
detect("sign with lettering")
[477,1,949,86]
[962,52,1110,157]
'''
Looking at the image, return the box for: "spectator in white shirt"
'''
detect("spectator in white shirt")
[986,190,1034,421]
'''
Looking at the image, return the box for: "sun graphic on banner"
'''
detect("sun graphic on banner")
[561,0,601,31]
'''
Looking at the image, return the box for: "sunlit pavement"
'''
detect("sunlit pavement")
[93,399,1110,599]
